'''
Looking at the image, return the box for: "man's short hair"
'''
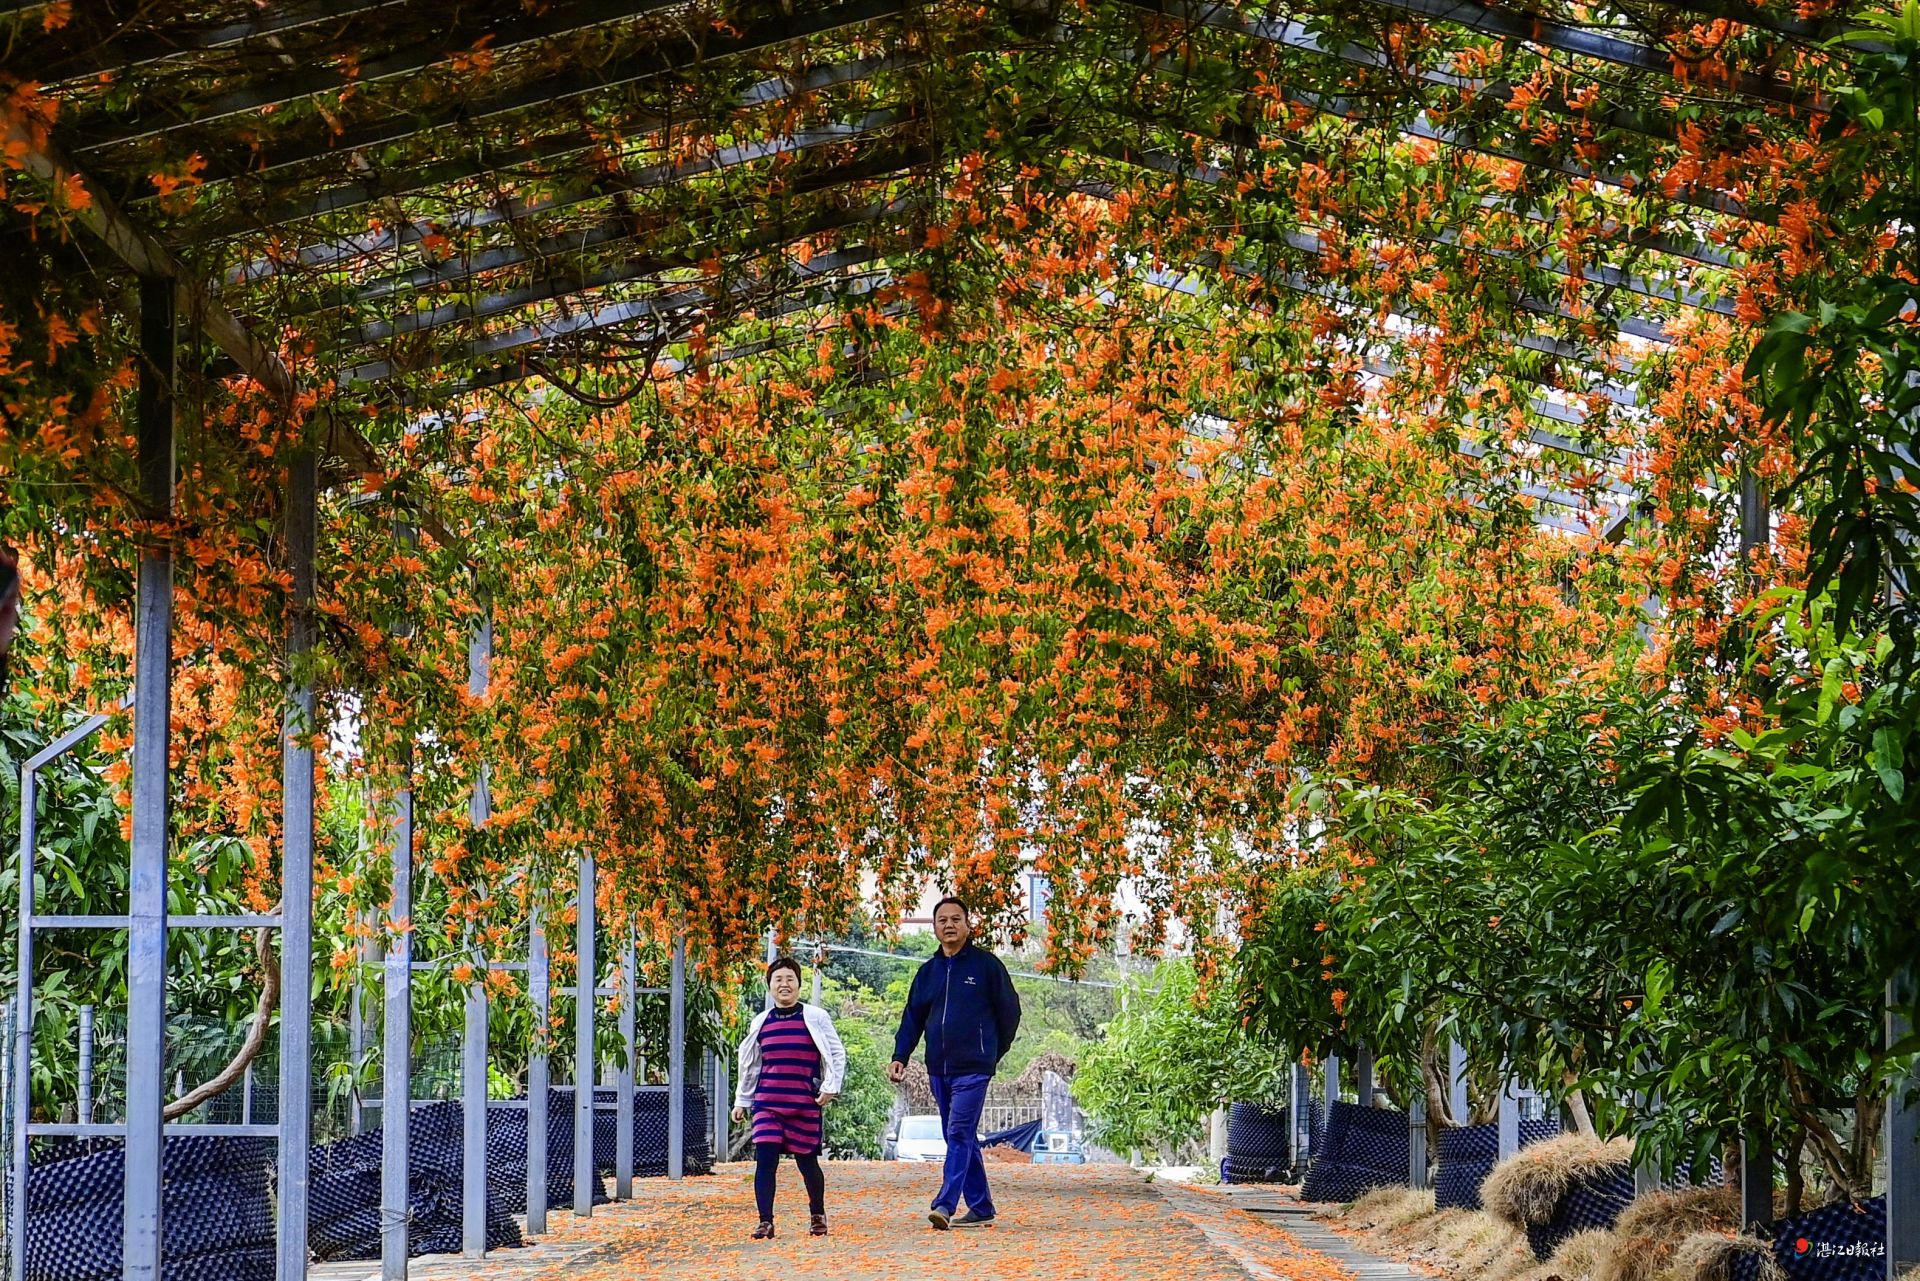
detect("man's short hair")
[766,956,803,983]
[931,895,971,922]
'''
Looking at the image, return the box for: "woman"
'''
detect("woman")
[733,956,846,1239]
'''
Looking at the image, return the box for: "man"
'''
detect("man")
[889,895,1022,1230]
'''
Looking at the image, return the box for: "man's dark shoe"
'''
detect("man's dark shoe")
[928,1208,952,1230]
[952,1210,996,1227]
[752,1220,776,1240]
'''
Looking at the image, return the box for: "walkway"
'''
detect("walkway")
[313,1162,1390,1281]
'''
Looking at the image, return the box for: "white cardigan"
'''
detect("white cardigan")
[734,1002,847,1109]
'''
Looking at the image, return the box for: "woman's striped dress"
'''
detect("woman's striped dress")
[751,1005,824,1155]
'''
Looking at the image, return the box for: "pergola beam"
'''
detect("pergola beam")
[276,113,916,316]
[41,0,409,86]
[193,54,915,239]
[1118,0,1813,112]
[70,0,682,153]
[0,98,392,480]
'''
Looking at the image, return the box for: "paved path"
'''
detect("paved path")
[313,1162,1398,1281]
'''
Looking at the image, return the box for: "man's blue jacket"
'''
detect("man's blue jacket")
[892,941,1023,1077]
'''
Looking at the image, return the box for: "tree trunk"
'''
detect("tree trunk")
[1562,1071,1598,1139]
[163,924,279,1121]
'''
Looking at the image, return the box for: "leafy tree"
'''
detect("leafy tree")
[1075,958,1286,1159]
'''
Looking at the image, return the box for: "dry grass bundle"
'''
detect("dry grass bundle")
[1336,1187,1540,1281]
[1545,1229,1625,1281]
[1483,1136,1635,1228]
[1664,1231,1782,1281]
[1597,1186,1741,1281]
[1011,1051,1079,1091]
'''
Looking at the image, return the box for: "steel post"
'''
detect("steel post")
[124,273,177,1281]
[1409,1096,1429,1190]
[277,442,317,1281]
[381,766,415,1281]
[1448,1040,1469,1123]
[77,1006,94,1126]
[1497,1072,1520,1162]
[527,904,550,1235]
[573,854,596,1217]
[1354,1043,1375,1107]
[616,943,635,1198]
[668,936,685,1181]
[1741,1126,1774,1233]
[461,613,492,1258]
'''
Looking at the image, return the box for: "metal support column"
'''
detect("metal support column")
[1409,1096,1429,1190]
[277,440,318,1281]
[1323,1054,1341,1109]
[715,1044,731,1162]
[10,709,114,1281]
[616,942,636,1198]
[124,273,177,1281]
[1889,965,1918,1279]
[1354,1044,1375,1107]
[381,763,415,1281]
[350,907,372,1136]
[77,1007,94,1125]
[462,614,492,1259]
[527,902,550,1235]
[1497,1072,1520,1162]
[573,854,596,1217]
[1739,465,1769,565]
[1290,1061,1311,1168]
[668,935,686,1181]
[1448,1041,1469,1123]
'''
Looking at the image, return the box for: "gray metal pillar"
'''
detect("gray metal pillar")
[278,441,317,1281]
[1634,1080,1663,1197]
[461,614,491,1259]
[573,854,596,1217]
[77,1006,95,1125]
[715,1045,730,1162]
[668,935,686,1181]
[1409,1096,1429,1190]
[381,767,415,1281]
[616,942,635,1198]
[124,273,177,1281]
[460,983,488,1257]
[1741,1126,1774,1232]
[1497,1072,1520,1161]
[1448,1040,1469,1123]
[1354,1044,1375,1107]
[1889,966,1918,1279]
[811,962,823,1006]
[350,907,372,1136]
[1323,1054,1341,1108]
[1739,465,1769,562]
[527,903,550,1235]
[762,928,777,1011]
[1290,1061,1311,1166]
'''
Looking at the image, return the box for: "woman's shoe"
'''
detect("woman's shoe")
[752,1220,776,1240]
[810,1214,828,1237]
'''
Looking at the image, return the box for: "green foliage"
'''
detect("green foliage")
[1742,5,1920,632]
[821,1008,893,1159]
[1075,958,1285,1156]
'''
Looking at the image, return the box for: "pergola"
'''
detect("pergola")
[0,0,1866,1277]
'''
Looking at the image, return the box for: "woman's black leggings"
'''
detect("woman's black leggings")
[754,1142,825,1220]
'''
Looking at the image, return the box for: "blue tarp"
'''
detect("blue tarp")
[982,1118,1043,1152]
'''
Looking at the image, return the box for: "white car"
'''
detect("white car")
[886,1114,948,1162]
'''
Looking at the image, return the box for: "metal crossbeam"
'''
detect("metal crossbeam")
[42,0,409,86]
[281,112,913,315]
[70,0,683,152]
[1118,0,1810,110]
[197,55,914,240]
[170,0,911,196]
